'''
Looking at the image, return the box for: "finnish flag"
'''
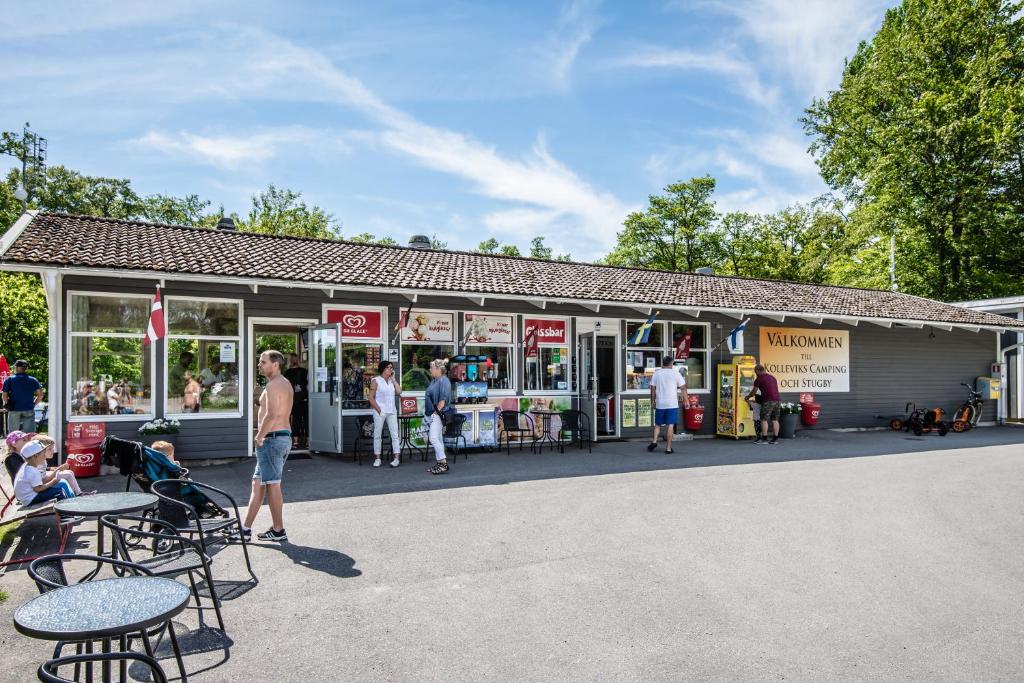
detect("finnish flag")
[726,318,749,354]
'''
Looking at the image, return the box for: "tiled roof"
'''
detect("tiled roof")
[2,212,1021,329]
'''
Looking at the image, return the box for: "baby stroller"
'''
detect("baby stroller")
[100,436,228,519]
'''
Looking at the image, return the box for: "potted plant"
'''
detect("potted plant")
[138,418,181,447]
[778,402,801,438]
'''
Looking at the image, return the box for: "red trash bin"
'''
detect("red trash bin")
[684,401,705,432]
[66,450,102,478]
[801,401,821,427]
[65,421,105,478]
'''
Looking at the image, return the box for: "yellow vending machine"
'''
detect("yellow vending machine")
[716,355,758,438]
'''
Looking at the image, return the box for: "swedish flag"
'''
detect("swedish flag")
[627,312,659,346]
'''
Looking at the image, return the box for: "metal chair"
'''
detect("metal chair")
[28,554,157,681]
[498,410,537,455]
[353,414,397,465]
[39,651,168,683]
[557,410,592,453]
[102,513,227,632]
[149,479,257,583]
[442,413,468,462]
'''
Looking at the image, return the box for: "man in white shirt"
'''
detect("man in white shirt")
[648,355,689,454]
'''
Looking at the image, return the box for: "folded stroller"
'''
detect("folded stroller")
[100,435,227,519]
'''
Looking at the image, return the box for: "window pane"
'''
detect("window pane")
[626,321,664,347]
[401,345,454,391]
[340,343,382,409]
[461,345,512,390]
[167,339,239,414]
[525,347,569,391]
[70,336,151,416]
[671,324,706,350]
[167,300,240,336]
[684,352,706,390]
[71,296,149,334]
[625,350,664,390]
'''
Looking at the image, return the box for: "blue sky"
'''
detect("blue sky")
[1,0,894,260]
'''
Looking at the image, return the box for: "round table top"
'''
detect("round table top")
[54,492,158,517]
[14,577,190,640]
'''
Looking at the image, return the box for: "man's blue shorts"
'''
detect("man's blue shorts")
[253,433,291,485]
[654,407,678,426]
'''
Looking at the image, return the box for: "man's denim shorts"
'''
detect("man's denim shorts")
[654,407,679,426]
[253,433,291,485]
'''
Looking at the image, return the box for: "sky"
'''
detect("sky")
[0,0,895,260]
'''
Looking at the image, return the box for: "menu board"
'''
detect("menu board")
[621,398,637,428]
[637,398,652,427]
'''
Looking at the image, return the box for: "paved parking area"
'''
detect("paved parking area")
[2,428,1023,681]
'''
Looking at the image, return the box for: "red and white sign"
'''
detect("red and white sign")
[401,311,454,343]
[0,354,9,388]
[401,396,419,414]
[325,308,383,339]
[523,318,566,345]
[799,393,815,404]
[464,314,513,345]
[65,422,106,478]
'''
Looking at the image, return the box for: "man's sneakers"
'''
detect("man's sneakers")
[227,526,252,542]
[769,438,779,445]
[646,442,657,452]
[373,458,382,467]
[257,527,288,542]
[390,458,401,468]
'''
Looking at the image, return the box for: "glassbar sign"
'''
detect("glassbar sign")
[325,309,383,339]
[464,314,513,344]
[759,327,850,392]
[524,318,566,345]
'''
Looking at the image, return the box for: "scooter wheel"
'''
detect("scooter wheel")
[952,420,968,433]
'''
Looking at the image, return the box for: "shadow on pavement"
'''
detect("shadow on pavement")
[273,542,361,578]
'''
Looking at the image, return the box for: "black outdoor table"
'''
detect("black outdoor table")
[55,493,158,579]
[397,414,428,462]
[14,576,190,682]
[529,410,565,453]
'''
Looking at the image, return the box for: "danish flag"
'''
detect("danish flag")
[144,286,165,345]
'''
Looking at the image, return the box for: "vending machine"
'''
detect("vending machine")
[716,355,758,438]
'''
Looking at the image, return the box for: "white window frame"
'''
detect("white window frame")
[321,303,389,414]
[461,311,517,396]
[397,308,457,397]
[66,291,156,423]
[669,321,712,395]
[622,320,667,394]
[523,314,572,395]
[164,295,244,420]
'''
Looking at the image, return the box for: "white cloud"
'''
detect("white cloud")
[541,0,602,90]
[616,47,778,108]
[133,127,351,170]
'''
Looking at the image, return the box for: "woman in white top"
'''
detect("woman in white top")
[368,360,402,468]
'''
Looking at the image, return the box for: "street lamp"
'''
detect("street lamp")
[13,183,28,211]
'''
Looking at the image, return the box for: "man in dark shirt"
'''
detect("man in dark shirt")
[746,364,781,445]
[2,360,43,433]
[284,353,309,448]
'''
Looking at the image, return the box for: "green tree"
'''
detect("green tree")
[803,0,1024,299]
[0,272,50,388]
[141,194,211,226]
[346,232,397,246]
[237,185,340,239]
[498,244,521,257]
[530,236,553,259]
[476,238,500,254]
[605,176,721,271]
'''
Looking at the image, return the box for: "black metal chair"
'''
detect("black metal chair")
[442,413,469,462]
[39,652,168,683]
[558,410,592,453]
[150,479,257,583]
[28,554,157,681]
[498,410,537,455]
[353,414,397,465]
[102,513,227,632]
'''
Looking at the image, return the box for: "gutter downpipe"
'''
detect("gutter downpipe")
[40,269,63,459]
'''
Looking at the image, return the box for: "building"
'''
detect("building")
[2,211,1021,459]
[955,295,1024,423]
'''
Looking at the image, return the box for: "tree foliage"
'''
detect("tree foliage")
[803,0,1024,299]
[235,185,340,239]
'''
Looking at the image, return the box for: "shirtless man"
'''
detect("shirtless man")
[238,350,294,542]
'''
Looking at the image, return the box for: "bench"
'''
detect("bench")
[0,476,78,568]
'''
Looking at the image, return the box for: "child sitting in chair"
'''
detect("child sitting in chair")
[13,440,77,506]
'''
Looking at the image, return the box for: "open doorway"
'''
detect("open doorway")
[248,318,318,456]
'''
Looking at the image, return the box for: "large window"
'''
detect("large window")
[69,294,153,418]
[166,298,241,415]
[401,345,454,391]
[323,305,388,412]
[524,317,570,392]
[462,314,515,391]
[671,323,709,391]
[625,321,665,391]
[399,310,455,392]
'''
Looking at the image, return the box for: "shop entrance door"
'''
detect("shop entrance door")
[308,323,343,454]
[577,319,619,438]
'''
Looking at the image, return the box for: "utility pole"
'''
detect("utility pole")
[3,122,46,211]
[889,233,898,292]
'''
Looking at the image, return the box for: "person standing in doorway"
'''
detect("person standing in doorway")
[2,360,43,433]
[368,360,402,468]
[746,364,781,445]
[648,355,688,454]
[238,350,293,542]
[284,353,309,448]
[424,359,451,475]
